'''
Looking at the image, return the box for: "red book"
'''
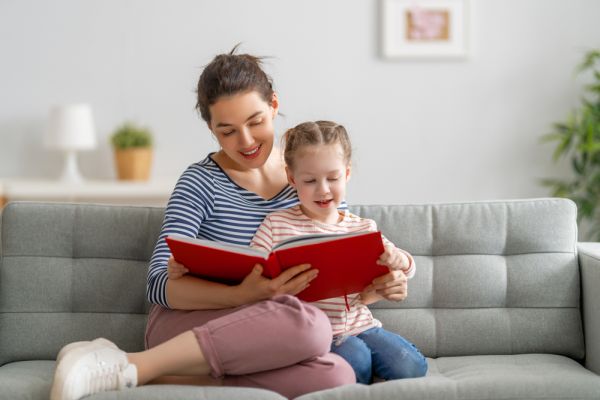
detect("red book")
[165,231,389,302]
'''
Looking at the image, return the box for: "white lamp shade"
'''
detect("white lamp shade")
[45,104,97,150]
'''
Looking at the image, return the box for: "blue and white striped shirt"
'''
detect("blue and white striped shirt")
[147,154,300,307]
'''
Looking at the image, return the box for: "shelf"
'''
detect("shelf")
[0,179,176,207]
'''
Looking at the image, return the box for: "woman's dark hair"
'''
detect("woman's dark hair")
[196,45,274,124]
[282,121,352,170]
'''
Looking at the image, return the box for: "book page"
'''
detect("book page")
[273,231,373,251]
[168,234,269,258]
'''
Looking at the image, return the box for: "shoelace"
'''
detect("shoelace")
[86,360,123,394]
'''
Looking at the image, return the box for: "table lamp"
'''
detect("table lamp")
[45,104,97,183]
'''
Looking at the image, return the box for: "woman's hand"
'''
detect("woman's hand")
[235,263,319,304]
[364,269,408,302]
[377,244,410,271]
[167,256,189,280]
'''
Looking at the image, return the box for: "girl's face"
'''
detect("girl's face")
[286,143,350,224]
[209,90,278,170]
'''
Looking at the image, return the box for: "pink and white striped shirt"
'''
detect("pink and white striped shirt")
[250,205,415,338]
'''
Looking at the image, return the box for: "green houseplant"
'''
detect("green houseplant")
[543,49,600,239]
[110,122,153,181]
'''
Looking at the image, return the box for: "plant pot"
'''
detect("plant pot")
[114,147,153,181]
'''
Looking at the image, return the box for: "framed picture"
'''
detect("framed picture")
[381,0,469,59]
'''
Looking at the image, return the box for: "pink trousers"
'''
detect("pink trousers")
[145,294,355,399]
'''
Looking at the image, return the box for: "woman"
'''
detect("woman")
[50,48,409,400]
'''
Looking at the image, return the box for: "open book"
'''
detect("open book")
[165,231,389,302]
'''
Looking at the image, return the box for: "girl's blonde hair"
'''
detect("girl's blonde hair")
[282,121,352,170]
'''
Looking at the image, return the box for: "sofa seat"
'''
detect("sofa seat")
[296,354,600,400]
[2,354,600,400]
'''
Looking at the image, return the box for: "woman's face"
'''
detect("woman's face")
[209,90,278,170]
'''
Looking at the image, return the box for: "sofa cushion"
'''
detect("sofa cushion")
[350,199,584,359]
[295,354,600,400]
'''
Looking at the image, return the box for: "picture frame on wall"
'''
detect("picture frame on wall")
[381,0,469,60]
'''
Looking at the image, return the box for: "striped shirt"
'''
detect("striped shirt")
[250,205,415,338]
[147,154,299,307]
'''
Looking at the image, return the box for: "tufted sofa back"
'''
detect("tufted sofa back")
[0,203,163,365]
[350,198,583,359]
[0,199,583,365]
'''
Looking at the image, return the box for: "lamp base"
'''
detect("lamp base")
[59,151,84,183]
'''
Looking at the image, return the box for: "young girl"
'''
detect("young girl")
[170,120,428,384]
[254,120,428,383]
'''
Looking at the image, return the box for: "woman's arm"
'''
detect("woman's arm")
[166,258,318,310]
[166,274,244,310]
[147,165,217,309]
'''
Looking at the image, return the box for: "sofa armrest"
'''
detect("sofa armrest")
[578,242,600,375]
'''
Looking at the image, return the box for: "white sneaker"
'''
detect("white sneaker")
[50,341,138,400]
[56,338,118,364]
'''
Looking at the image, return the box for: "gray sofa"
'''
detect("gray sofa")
[1,198,600,400]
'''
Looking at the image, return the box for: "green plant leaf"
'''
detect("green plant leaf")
[110,122,153,149]
[553,135,573,161]
[577,50,600,73]
[540,132,564,144]
[543,49,600,236]
[572,156,585,174]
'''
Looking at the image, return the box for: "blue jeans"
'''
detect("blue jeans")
[330,327,428,384]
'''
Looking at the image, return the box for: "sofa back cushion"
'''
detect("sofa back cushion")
[0,202,163,364]
[0,198,583,364]
[350,198,583,359]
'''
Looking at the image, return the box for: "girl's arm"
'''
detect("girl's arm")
[379,236,415,278]
[358,218,413,304]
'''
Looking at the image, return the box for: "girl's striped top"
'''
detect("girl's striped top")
[147,154,299,307]
[250,205,415,338]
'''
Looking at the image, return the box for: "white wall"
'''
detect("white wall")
[1,0,599,205]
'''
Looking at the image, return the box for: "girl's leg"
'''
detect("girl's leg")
[357,327,428,380]
[330,336,372,384]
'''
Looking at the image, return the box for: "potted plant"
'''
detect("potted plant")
[543,49,600,239]
[110,122,153,181]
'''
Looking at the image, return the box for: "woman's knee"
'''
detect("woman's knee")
[313,353,356,388]
[271,295,332,356]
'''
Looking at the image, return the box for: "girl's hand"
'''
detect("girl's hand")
[167,256,189,280]
[377,244,410,271]
[236,263,319,303]
[368,269,408,302]
[359,285,384,305]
